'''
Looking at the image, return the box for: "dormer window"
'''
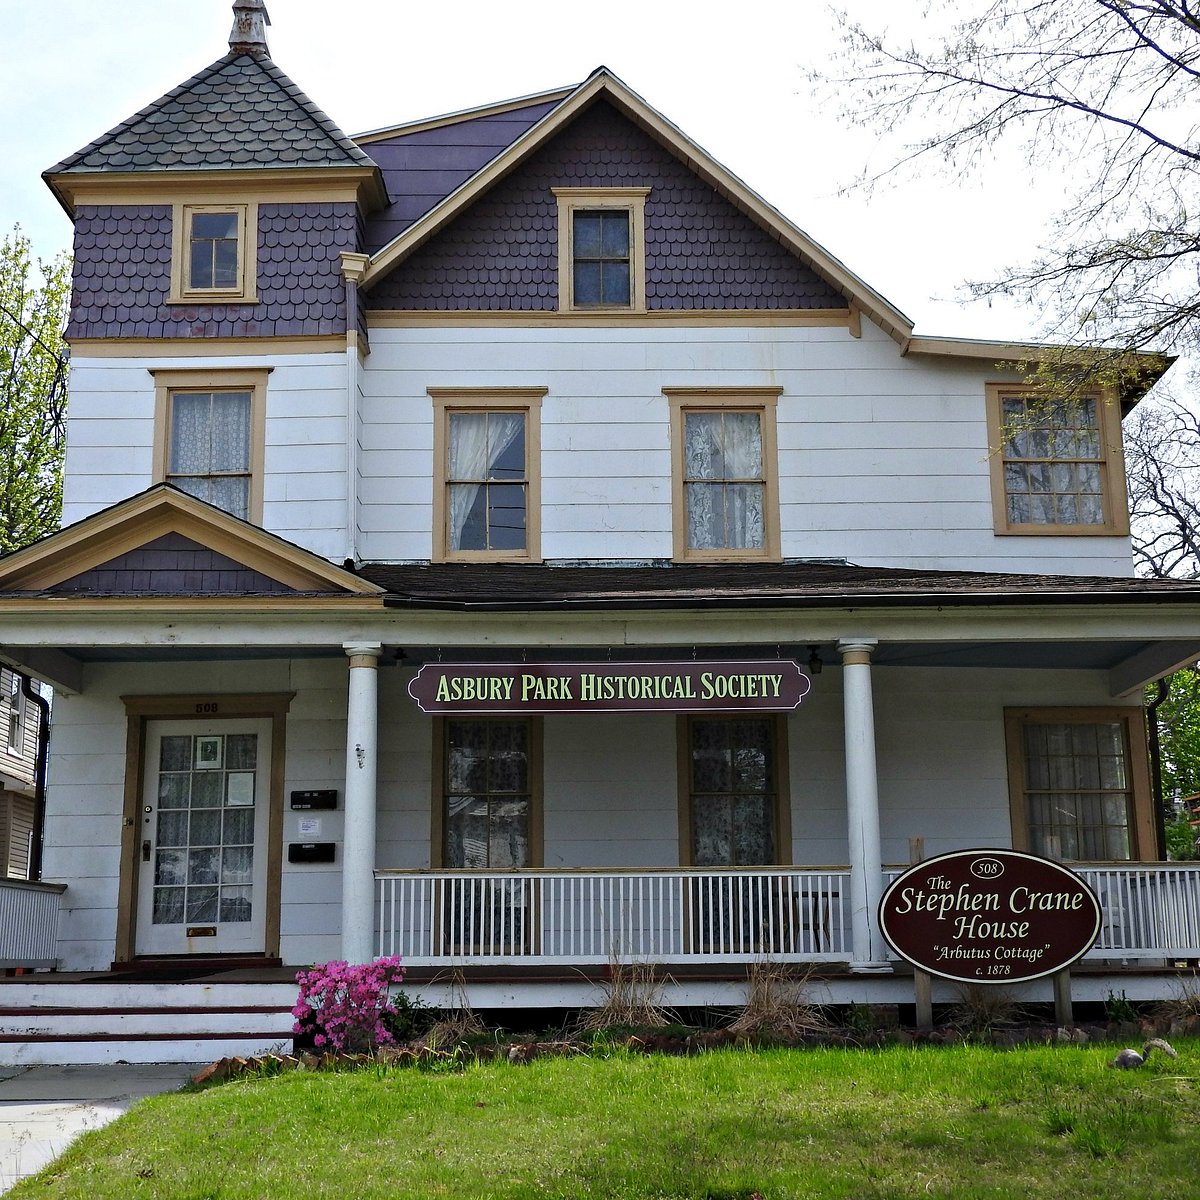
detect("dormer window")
[553,188,648,312]
[170,203,257,303]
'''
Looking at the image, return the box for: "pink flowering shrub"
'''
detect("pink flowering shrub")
[292,956,406,1053]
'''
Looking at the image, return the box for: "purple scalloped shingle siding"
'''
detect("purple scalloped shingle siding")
[68,202,359,340]
[51,533,296,595]
[363,100,563,252]
[366,101,845,311]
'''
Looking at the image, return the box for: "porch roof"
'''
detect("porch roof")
[359,560,1200,611]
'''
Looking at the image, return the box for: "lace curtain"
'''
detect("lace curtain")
[684,411,764,549]
[168,391,251,518]
[448,411,525,550]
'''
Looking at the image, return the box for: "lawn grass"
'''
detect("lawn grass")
[12,1039,1200,1199]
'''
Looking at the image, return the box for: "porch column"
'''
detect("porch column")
[341,642,382,964]
[839,639,889,971]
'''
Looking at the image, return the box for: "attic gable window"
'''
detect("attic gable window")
[170,203,258,303]
[553,188,648,313]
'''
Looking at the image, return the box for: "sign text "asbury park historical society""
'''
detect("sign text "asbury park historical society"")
[407,660,811,715]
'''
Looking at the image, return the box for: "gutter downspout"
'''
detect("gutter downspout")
[20,675,50,881]
[1147,676,1171,860]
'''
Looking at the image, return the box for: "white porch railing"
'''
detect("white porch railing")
[0,879,66,969]
[1079,864,1200,960]
[376,868,850,966]
[377,863,1200,968]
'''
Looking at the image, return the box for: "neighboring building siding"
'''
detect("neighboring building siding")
[366,101,845,312]
[61,353,350,561]
[42,656,1129,970]
[357,320,1136,575]
[1,793,35,880]
[362,99,564,253]
[68,202,358,340]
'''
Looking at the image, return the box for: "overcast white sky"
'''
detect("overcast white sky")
[1,0,1063,340]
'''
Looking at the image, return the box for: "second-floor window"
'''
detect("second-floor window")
[430,388,545,561]
[666,388,781,561]
[986,384,1128,535]
[152,369,268,522]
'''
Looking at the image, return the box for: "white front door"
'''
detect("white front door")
[135,718,271,956]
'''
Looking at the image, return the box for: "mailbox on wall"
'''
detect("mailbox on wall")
[290,790,338,810]
[287,842,336,864]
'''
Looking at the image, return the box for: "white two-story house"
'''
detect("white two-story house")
[2,1,1199,1060]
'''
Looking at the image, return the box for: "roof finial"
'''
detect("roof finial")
[229,0,271,57]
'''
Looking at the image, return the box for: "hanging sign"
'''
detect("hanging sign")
[878,850,1102,984]
[407,659,811,714]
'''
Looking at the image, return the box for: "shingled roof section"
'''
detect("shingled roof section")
[45,52,378,175]
[356,562,1200,611]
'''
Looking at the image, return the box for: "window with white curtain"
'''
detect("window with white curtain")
[153,369,267,522]
[167,390,253,519]
[430,389,544,561]
[1004,708,1153,862]
[666,390,781,561]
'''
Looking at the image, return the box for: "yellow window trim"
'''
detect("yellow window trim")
[665,387,782,563]
[553,187,649,314]
[151,368,269,524]
[169,202,258,304]
[985,382,1130,537]
[429,387,546,563]
[1003,706,1156,862]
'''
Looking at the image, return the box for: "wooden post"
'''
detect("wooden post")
[1053,968,1073,1029]
[908,838,933,1030]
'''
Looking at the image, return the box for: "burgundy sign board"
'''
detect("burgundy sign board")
[879,850,1102,984]
[407,660,811,715]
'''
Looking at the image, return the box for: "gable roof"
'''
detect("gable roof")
[0,486,384,598]
[44,51,382,210]
[360,67,913,340]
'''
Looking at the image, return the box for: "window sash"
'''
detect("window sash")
[1019,720,1134,861]
[688,717,777,866]
[446,410,529,553]
[997,393,1109,528]
[167,390,253,520]
[683,410,766,550]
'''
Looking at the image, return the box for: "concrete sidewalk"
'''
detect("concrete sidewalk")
[0,1063,202,1194]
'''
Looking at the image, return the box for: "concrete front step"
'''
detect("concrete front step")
[0,980,298,1066]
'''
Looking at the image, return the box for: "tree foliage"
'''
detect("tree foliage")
[822,1,1199,377]
[0,226,70,552]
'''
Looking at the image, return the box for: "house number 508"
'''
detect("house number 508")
[195,702,220,713]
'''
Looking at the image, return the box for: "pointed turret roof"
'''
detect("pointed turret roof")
[45,51,377,178]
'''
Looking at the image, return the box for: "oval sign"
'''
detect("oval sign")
[879,850,1101,984]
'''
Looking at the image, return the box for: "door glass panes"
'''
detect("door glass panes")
[1001,395,1106,525]
[447,411,527,552]
[573,209,631,306]
[684,410,765,549]
[1022,721,1132,860]
[168,391,252,519]
[689,718,776,866]
[152,732,257,924]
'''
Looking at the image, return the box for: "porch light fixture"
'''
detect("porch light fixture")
[806,646,823,675]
